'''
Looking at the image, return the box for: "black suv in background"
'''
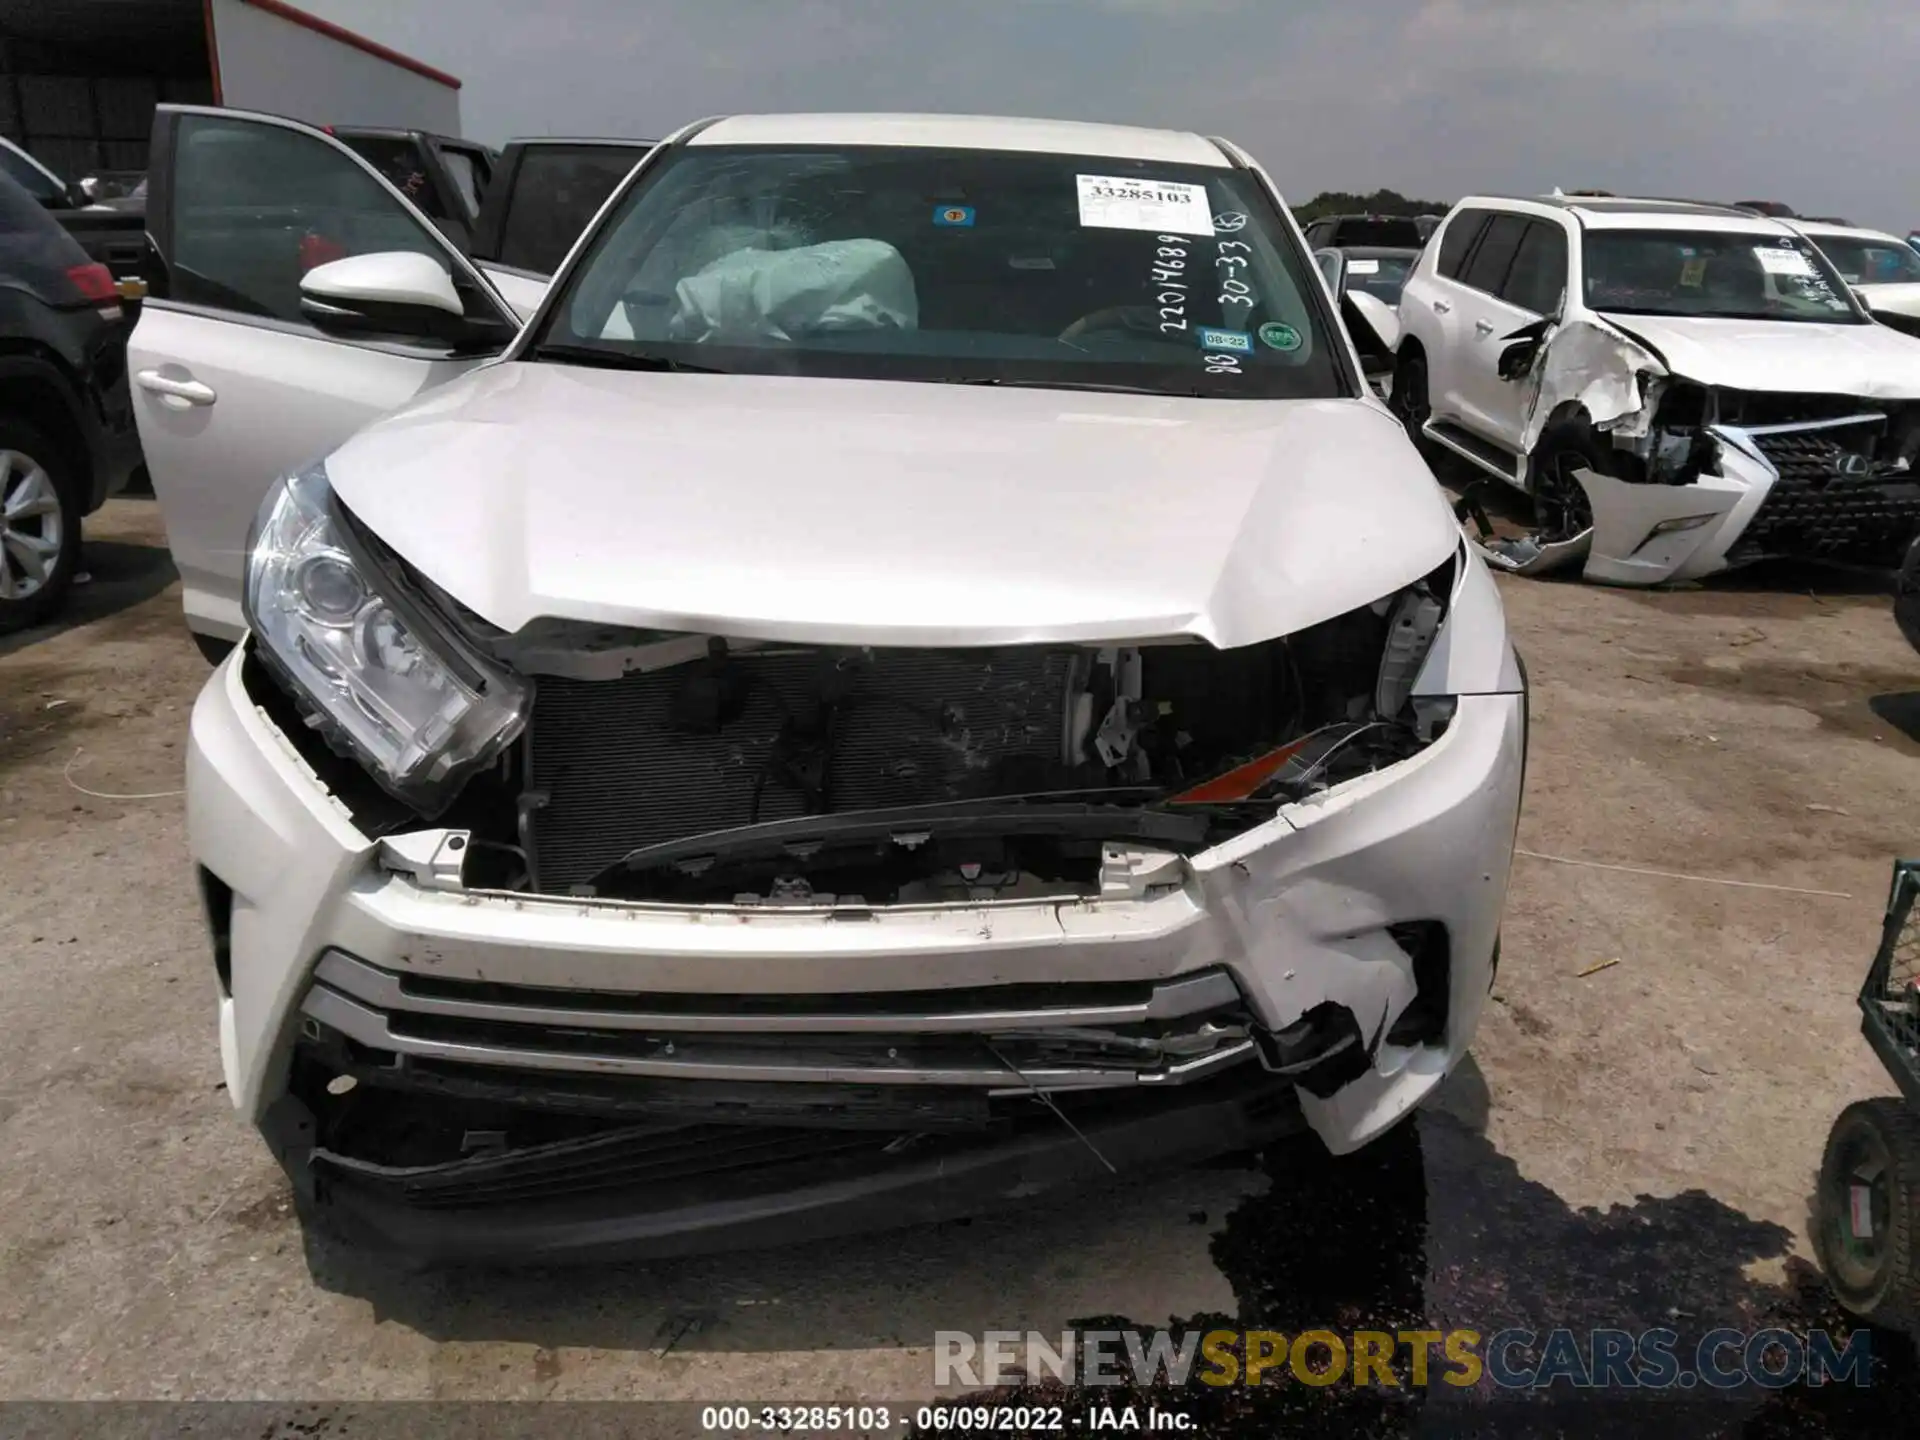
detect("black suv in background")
[329,127,499,253]
[0,170,142,631]
[469,137,654,275]
[0,136,149,281]
[1300,213,1428,249]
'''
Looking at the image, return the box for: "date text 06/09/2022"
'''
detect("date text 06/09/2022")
[698,1404,1194,1432]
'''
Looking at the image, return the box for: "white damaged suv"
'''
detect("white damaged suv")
[1392,195,1920,584]
[136,107,1526,1262]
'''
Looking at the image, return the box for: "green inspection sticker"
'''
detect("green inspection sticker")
[1258,322,1301,352]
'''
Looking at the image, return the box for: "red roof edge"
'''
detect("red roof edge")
[236,0,463,90]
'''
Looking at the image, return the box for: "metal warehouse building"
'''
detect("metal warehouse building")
[2,0,462,179]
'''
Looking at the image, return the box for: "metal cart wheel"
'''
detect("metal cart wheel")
[1814,1097,1920,1332]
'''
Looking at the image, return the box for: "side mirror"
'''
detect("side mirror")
[1497,338,1539,381]
[77,176,100,202]
[61,179,89,209]
[1851,286,1874,313]
[1496,316,1555,382]
[299,251,485,344]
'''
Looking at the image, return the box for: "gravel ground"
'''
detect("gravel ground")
[3,494,1918,1434]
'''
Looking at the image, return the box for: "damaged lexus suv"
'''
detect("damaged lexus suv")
[146,107,1526,1262]
[1390,195,1920,584]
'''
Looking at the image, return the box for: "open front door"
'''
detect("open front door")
[131,106,519,642]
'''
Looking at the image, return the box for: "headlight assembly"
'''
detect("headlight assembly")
[243,465,528,811]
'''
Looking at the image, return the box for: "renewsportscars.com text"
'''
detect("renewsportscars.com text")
[933,1326,1873,1391]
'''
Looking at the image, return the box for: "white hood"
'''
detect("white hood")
[1855,282,1920,322]
[324,364,1458,649]
[1597,312,1920,400]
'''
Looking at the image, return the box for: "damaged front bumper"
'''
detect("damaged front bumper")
[1471,412,1920,586]
[188,648,1524,1263]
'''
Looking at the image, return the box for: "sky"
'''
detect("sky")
[304,0,1919,233]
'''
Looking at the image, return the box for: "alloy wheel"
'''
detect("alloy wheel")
[0,449,64,602]
[1534,449,1597,544]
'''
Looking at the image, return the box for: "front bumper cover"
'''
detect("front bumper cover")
[188,645,1525,1259]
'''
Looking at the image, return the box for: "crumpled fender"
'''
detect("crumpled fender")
[1518,316,1668,451]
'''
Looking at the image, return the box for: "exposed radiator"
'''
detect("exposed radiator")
[525,646,1082,890]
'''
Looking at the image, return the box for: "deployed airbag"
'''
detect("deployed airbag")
[667,239,918,344]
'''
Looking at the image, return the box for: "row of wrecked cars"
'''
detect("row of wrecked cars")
[1317,195,1920,593]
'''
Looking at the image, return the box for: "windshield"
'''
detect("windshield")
[1583,229,1862,323]
[534,144,1351,399]
[1811,234,1920,285]
[1341,253,1414,304]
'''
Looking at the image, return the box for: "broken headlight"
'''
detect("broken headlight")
[244,464,529,811]
[1375,582,1445,717]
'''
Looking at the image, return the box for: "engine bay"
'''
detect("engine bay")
[246,558,1458,907]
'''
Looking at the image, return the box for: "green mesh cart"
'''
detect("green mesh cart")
[1814,859,1920,1333]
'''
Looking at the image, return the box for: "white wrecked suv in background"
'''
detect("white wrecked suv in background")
[136,107,1526,1263]
[1389,195,1920,584]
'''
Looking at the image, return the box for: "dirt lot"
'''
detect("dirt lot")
[3,494,1919,1431]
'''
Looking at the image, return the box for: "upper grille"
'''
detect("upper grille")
[1748,421,1881,483]
[1731,421,1920,567]
[525,646,1080,890]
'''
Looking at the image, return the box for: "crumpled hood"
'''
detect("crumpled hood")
[1598,312,1920,400]
[324,363,1459,648]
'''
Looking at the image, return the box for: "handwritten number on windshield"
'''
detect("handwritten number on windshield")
[1155,237,1190,333]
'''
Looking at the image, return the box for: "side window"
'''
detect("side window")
[439,149,484,219]
[1314,249,1342,290]
[1460,214,1528,294]
[0,170,92,299]
[168,115,449,327]
[1500,220,1568,315]
[0,143,64,207]
[1435,208,1493,280]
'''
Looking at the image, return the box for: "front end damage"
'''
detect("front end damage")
[1464,317,1920,585]
[189,537,1525,1263]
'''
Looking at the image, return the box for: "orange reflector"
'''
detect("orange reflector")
[1167,737,1313,804]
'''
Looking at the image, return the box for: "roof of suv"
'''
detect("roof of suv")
[1452,194,1793,235]
[689,113,1231,166]
[1792,219,1907,246]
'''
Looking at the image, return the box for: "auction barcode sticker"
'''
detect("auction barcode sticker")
[1077,174,1215,236]
[1754,245,1815,277]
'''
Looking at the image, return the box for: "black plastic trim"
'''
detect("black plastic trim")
[288,1068,1304,1266]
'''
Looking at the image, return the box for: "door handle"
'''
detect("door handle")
[136,370,217,406]
[1432,299,1452,314]
[1474,319,1496,336]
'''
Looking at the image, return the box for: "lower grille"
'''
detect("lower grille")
[315,1121,890,1209]
[525,645,1082,890]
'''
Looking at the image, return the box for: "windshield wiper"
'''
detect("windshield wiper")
[942,376,1205,398]
[531,342,730,374]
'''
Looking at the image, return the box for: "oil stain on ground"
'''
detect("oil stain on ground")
[1665,658,1920,748]
[911,1113,1918,1438]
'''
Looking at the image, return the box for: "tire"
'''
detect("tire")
[1813,1097,1920,1330]
[1390,349,1439,464]
[192,632,236,666]
[1895,533,1920,658]
[0,419,83,635]
[1526,416,1604,544]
